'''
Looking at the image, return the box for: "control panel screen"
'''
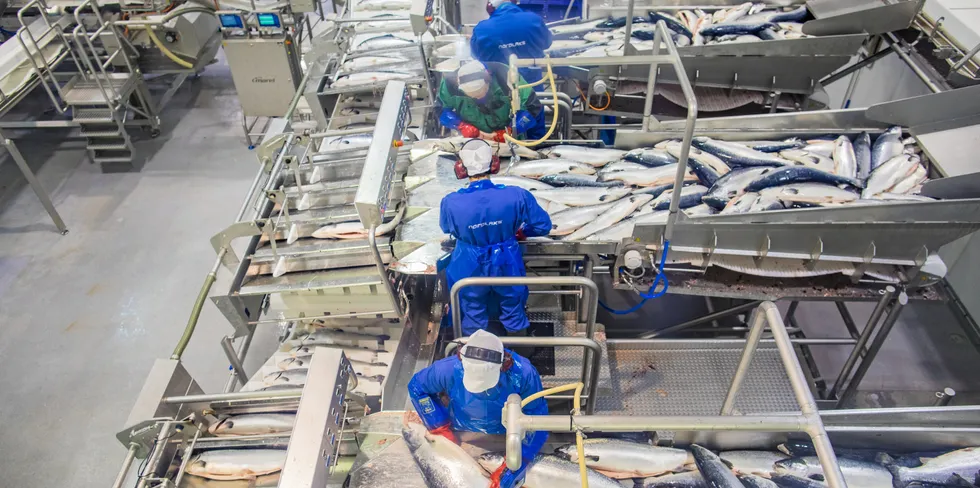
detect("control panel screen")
[218,13,244,29]
[256,12,281,27]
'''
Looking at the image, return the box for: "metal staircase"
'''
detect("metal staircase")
[62,0,159,171]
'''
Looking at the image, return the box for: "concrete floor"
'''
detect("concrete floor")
[1,55,979,488]
[0,58,279,486]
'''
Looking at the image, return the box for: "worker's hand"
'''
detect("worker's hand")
[513,110,537,135]
[429,424,458,444]
[515,227,527,241]
[492,129,508,143]
[439,109,462,130]
[490,464,526,488]
[458,122,480,139]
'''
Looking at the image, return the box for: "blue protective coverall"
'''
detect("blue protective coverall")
[439,179,552,335]
[407,350,549,479]
[471,3,553,85]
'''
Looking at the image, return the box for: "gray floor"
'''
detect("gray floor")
[0,59,278,487]
[1,59,979,488]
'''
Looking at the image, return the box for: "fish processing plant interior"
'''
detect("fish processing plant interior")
[4,0,980,486]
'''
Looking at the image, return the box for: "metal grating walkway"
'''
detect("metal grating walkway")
[527,308,613,394]
[595,341,800,416]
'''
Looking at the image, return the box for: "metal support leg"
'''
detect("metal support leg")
[579,256,594,323]
[784,301,799,323]
[111,444,139,488]
[223,323,257,392]
[836,289,908,408]
[221,335,250,386]
[829,286,896,399]
[3,135,68,234]
[835,302,861,340]
[934,387,956,406]
[721,307,767,414]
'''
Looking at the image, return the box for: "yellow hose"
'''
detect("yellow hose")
[521,382,589,488]
[145,26,194,69]
[504,57,559,148]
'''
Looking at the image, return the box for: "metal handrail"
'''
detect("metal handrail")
[449,276,599,409]
[15,0,73,113]
[501,301,848,488]
[450,276,598,340]
[446,336,601,414]
[73,0,122,109]
[507,20,698,243]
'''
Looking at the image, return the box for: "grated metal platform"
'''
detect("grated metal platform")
[595,341,800,416]
[526,308,613,394]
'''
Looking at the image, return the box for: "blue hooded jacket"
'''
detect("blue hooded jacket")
[407,350,550,478]
[471,3,552,85]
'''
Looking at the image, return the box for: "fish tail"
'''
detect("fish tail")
[884,463,906,488]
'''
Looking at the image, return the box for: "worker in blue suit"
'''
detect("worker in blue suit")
[408,330,549,488]
[471,0,553,86]
[439,139,552,336]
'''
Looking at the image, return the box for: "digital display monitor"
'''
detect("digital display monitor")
[256,12,281,28]
[218,13,244,29]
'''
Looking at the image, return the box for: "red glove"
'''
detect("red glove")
[492,130,506,143]
[430,424,458,444]
[516,228,527,241]
[458,122,479,139]
[489,463,507,488]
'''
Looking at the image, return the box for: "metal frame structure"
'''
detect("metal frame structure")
[111,347,357,488]
[501,301,848,488]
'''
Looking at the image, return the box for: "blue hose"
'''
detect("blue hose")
[598,240,670,315]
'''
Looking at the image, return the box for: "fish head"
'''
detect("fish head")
[689,444,720,462]
[188,456,208,473]
[401,423,429,451]
[773,458,811,477]
[211,418,234,434]
[476,452,506,472]
[554,444,576,460]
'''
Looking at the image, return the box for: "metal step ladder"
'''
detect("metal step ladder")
[62,0,159,171]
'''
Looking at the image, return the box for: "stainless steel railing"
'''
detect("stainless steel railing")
[501,301,849,488]
[507,19,698,242]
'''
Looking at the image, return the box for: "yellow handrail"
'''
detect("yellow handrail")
[521,382,589,488]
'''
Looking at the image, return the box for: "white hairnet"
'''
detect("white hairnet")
[456,61,490,98]
[459,140,494,175]
[461,330,504,393]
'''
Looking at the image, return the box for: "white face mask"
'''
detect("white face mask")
[462,358,501,393]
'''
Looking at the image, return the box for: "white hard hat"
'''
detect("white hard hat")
[459,139,494,176]
[488,0,510,7]
[460,330,504,393]
[456,61,490,99]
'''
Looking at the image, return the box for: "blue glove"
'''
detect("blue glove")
[499,465,528,488]
[440,109,462,130]
[513,110,537,135]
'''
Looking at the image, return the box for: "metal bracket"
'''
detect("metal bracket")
[805,237,824,271]
[754,234,771,267]
[728,72,739,97]
[703,230,718,269]
[210,221,266,270]
[850,241,877,283]
[257,133,290,171]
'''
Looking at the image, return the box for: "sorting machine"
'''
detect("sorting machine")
[110,12,980,488]
[538,0,928,119]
